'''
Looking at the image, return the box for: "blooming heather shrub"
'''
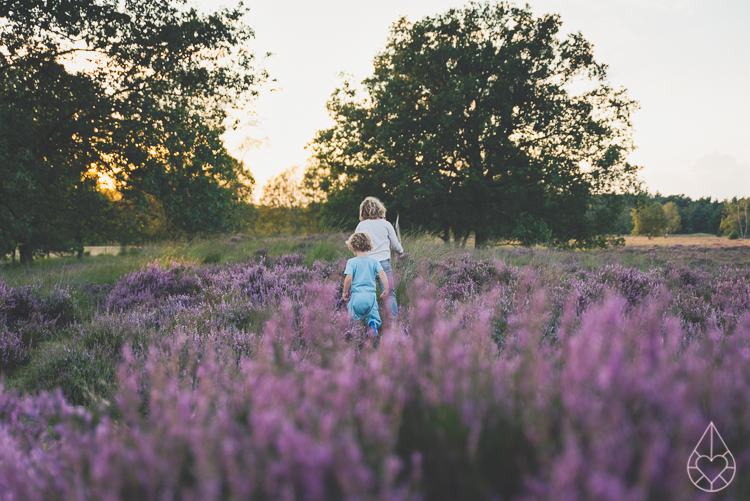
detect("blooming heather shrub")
[710,266,750,329]
[39,287,77,327]
[597,264,661,308]
[437,254,506,302]
[0,284,76,355]
[203,260,313,305]
[106,261,201,311]
[24,344,115,406]
[0,283,43,326]
[311,258,345,281]
[273,253,306,268]
[0,325,27,371]
[77,313,143,360]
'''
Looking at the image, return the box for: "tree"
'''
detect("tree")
[631,202,667,239]
[663,201,681,236]
[1,0,262,262]
[720,198,749,238]
[309,2,640,247]
[0,60,112,262]
[255,167,319,235]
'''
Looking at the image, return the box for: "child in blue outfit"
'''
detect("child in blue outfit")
[342,232,389,334]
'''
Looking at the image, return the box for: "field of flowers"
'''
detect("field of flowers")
[1,236,750,500]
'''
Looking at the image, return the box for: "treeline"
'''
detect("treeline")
[614,195,726,236]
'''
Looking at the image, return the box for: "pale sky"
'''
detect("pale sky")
[199,0,750,201]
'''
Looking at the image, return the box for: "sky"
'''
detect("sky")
[196,0,750,201]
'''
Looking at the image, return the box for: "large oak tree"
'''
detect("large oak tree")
[310,2,641,247]
[0,0,262,262]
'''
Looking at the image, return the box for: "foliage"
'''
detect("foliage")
[663,201,681,235]
[22,343,116,406]
[310,2,641,248]
[252,166,322,236]
[640,194,724,235]
[0,0,263,261]
[613,193,729,237]
[720,197,749,238]
[631,201,667,239]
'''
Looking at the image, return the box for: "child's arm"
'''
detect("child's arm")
[342,274,353,300]
[377,270,389,298]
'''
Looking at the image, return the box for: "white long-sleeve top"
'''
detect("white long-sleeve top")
[355,218,404,262]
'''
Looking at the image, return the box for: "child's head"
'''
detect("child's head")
[345,232,373,253]
[359,197,386,221]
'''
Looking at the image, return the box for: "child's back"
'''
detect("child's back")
[355,219,403,262]
[345,256,381,294]
[342,232,388,332]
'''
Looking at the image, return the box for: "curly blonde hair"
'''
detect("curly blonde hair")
[345,232,373,253]
[359,197,386,221]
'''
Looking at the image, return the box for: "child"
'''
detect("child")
[342,232,389,334]
[355,197,403,318]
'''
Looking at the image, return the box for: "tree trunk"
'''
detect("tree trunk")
[19,245,33,265]
[457,228,470,248]
[441,227,450,245]
[475,231,489,249]
[76,236,84,259]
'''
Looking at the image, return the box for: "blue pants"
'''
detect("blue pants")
[348,292,381,329]
[377,259,398,318]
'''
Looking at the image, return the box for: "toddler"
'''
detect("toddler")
[342,232,389,333]
[355,197,403,318]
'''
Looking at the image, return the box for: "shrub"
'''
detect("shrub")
[728,230,740,240]
[0,284,76,352]
[107,261,201,311]
[0,325,28,371]
[437,254,506,301]
[24,344,115,406]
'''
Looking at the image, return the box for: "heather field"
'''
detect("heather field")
[1,235,750,500]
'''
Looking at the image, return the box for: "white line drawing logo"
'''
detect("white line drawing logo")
[687,422,735,492]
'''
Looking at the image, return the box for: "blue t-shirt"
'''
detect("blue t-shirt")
[344,257,383,294]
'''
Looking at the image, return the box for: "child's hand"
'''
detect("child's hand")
[342,292,350,300]
[380,289,389,299]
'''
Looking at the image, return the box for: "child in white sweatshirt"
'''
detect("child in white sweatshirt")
[355,197,404,318]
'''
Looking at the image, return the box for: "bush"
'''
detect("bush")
[107,261,201,311]
[0,325,28,372]
[728,230,740,240]
[24,344,115,406]
[0,283,76,327]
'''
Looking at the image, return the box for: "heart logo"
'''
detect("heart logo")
[696,455,728,483]
[688,422,736,492]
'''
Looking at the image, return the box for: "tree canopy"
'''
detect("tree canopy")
[0,0,262,262]
[631,202,667,239]
[720,198,749,239]
[309,1,640,247]
[663,201,681,235]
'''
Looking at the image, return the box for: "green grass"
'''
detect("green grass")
[0,234,352,288]
[4,232,749,291]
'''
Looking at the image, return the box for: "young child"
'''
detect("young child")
[342,232,389,333]
[355,197,404,318]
